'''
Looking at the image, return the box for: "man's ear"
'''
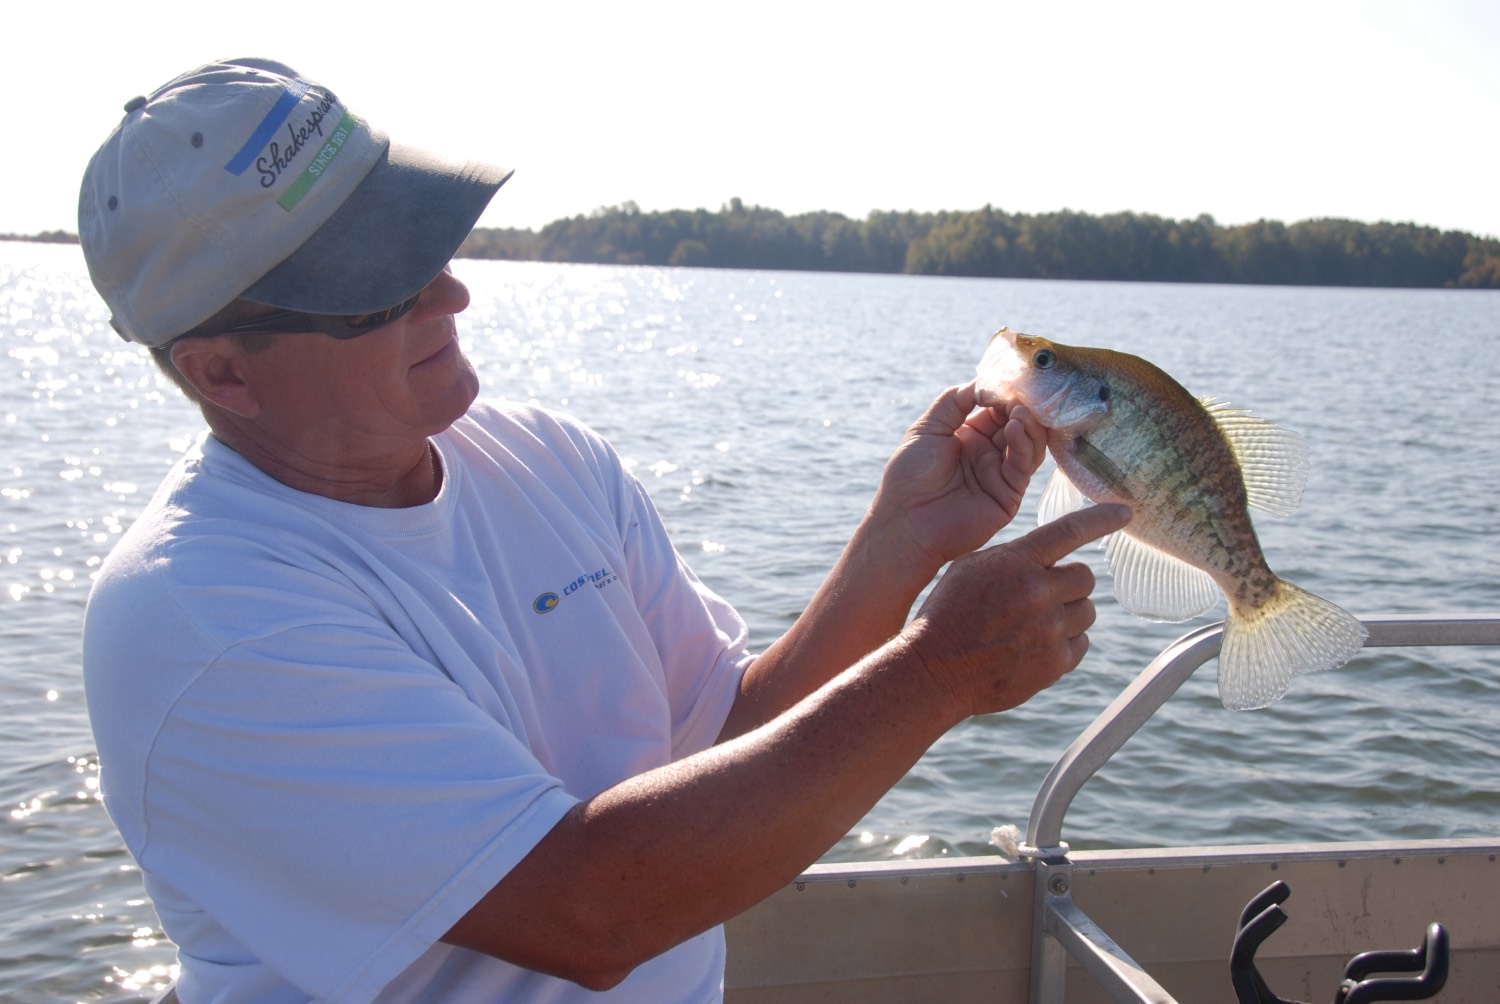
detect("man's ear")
[169,338,262,418]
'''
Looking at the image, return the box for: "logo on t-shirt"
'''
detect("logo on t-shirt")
[533,566,618,614]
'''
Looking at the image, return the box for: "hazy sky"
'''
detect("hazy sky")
[10,0,1498,239]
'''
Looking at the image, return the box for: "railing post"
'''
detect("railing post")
[1029,855,1074,1004]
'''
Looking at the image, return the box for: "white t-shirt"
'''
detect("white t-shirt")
[82,401,755,1003]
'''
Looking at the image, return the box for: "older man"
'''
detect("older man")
[79,57,1127,1003]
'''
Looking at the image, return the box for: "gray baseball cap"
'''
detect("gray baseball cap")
[79,57,512,347]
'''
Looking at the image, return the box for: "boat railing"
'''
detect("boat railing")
[1018,613,1500,1004]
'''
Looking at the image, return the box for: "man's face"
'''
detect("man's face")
[229,268,481,457]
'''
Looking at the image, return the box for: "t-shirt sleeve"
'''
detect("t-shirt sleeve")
[516,405,755,759]
[616,470,756,757]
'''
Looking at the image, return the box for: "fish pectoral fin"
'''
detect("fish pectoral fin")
[1106,531,1222,622]
[1072,436,1134,501]
[1200,397,1309,518]
[1037,467,1089,526]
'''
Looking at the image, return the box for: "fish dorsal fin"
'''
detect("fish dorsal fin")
[1200,397,1309,518]
[1105,530,1222,622]
[1038,466,1088,525]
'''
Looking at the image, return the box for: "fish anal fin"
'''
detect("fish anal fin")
[1199,397,1310,518]
[1106,530,1221,622]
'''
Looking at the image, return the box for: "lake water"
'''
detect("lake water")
[2,242,1497,1002]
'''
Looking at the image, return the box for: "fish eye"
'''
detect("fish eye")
[1098,384,1111,403]
[1033,349,1056,370]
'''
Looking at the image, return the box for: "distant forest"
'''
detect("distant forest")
[9,204,1498,288]
[460,200,1500,289]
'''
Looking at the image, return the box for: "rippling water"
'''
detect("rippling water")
[2,242,1497,1001]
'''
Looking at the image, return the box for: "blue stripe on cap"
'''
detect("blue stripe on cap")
[223,80,311,176]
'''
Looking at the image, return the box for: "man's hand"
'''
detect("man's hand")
[870,382,1048,577]
[904,503,1132,719]
[721,383,1052,741]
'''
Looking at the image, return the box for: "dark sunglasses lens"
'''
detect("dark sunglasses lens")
[345,292,421,331]
[207,289,424,340]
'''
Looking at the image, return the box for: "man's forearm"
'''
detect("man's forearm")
[716,505,939,741]
[442,503,1126,990]
[443,631,958,989]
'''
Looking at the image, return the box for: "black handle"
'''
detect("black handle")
[1338,923,1449,1004]
[1239,880,1292,932]
[1232,883,1301,1004]
[1231,883,1449,1004]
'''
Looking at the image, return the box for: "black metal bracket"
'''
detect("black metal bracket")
[1230,881,1449,1004]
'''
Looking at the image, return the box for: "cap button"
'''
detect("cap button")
[123,95,148,114]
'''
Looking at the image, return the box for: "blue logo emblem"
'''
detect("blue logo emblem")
[533,592,560,614]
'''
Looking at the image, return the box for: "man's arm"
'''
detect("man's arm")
[442,504,1130,989]
[717,383,1047,739]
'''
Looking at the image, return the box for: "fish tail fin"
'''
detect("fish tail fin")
[1218,580,1367,711]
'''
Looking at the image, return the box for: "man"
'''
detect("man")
[79,58,1129,1002]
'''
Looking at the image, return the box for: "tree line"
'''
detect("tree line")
[1,230,80,244]
[460,199,1500,289]
[8,208,1497,288]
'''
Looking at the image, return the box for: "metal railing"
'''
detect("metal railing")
[1020,614,1500,1004]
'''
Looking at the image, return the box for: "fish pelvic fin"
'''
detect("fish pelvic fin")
[1218,581,1367,711]
[1038,467,1088,525]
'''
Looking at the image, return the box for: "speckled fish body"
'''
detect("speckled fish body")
[975,327,1366,710]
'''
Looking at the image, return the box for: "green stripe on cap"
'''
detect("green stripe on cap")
[276,111,360,211]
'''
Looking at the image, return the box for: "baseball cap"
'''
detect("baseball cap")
[79,57,512,347]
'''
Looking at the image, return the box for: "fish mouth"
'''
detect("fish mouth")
[974,329,1025,404]
[974,384,1008,407]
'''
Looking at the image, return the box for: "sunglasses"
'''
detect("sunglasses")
[205,289,423,340]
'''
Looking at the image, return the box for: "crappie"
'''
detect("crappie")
[975,327,1366,711]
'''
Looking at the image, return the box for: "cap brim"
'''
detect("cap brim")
[242,136,511,314]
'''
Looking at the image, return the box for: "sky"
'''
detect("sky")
[9,0,1499,239]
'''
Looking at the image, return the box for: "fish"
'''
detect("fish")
[974,327,1366,711]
